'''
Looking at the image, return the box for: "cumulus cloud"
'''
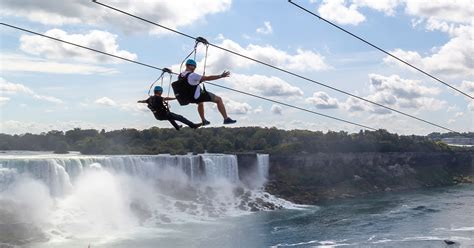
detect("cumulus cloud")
[95,97,117,107]
[253,106,263,114]
[217,98,252,115]
[314,0,472,26]
[305,91,340,109]
[20,29,137,64]
[352,0,400,15]
[0,78,63,104]
[460,80,474,95]
[369,73,440,98]
[271,104,283,115]
[345,74,446,114]
[226,73,304,98]
[1,0,231,35]
[94,97,148,113]
[1,54,118,75]
[203,38,330,73]
[256,21,273,35]
[384,24,474,78]
[0,120,140,135]
[318,0,365,25]
[404,0,474,24]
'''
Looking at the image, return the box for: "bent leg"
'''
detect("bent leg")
[214,96,228,119]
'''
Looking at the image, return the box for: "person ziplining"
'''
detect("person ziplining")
[172,37,236,126]
[138,85,202,131]
[175,59,236,126]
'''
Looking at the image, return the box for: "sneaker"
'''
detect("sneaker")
[191,123,202,129]
[202,119,211,126]
[223,117,237,124]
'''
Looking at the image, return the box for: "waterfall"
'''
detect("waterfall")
[0,152,292,246]
[0,154,215,197]
[257,154,269,185]
[201,154,239,183]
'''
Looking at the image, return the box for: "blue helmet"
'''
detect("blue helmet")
[154,86,163,92]
[186,59,197,66]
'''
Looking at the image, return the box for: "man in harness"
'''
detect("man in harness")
[138,86,201,130]
[175,59,237,126]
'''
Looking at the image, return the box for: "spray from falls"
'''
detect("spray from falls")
[0,153,293,246]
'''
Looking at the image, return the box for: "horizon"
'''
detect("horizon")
[2,125,472,137]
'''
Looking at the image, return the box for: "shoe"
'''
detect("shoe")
[175,125,183,131]
[192,123,202,129]
[223,117,237,124]
[202,119,211,126]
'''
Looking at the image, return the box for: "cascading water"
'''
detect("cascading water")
[0,152,293,247]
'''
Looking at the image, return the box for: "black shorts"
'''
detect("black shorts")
[191,91,216,104]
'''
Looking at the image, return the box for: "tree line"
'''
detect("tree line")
[0,127,469,155]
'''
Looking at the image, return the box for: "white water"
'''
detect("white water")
[0,152,292,247]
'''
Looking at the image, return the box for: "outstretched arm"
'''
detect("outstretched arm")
[200,71,230,82]
[137,99,148,103]
[163,97,176,101]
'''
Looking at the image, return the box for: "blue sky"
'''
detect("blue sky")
[1,0,473,135]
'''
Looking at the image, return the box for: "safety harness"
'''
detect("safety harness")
[172,37,209,106]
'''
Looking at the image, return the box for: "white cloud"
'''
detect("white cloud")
[404,0,474,24]
[95,97,117,107]
[345,74,446,114]
[94,97,148,113]
[203,38,330,73]
[1,53,118,75]
[20,29,137,64]
[0,77,63,104]
[460,80,474,95]
[384,24,474,78]
[0,120,147,134]
[318,0,366,25]
[221,98,252,115]
[253,106,263,114]
[352,0,400,15]
[447,106,458,112]
[368,74,440,98]
[305,91,340,109]
[368,74,445,110]
[256,21,273,35]
[271,104,283,115]
[226,73,304,98]
[1,0,232,35]
[454,112,464,118]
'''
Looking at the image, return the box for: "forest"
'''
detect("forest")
[1,127,469,155]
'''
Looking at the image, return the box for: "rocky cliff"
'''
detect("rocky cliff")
[266,152,473,204]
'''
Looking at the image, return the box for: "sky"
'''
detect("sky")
[0,0,473,135]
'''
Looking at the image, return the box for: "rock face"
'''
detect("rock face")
[266,152,473,204]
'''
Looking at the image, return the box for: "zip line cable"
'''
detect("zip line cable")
[90,0,458,133]
[0,22,378,131]
[287,0,473,100]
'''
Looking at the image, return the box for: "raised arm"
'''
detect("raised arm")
[200,70,230,82]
